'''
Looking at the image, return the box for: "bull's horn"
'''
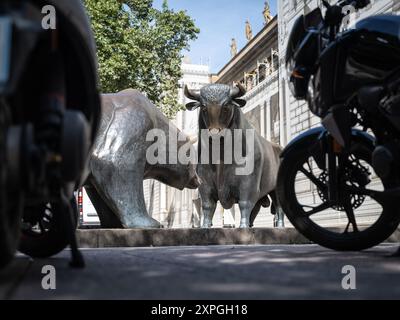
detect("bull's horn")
[184,85,200,101]
[230,82,246,99]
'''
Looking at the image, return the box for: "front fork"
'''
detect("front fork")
[40,49,85,268]
[326,136,338,203]
[28,34,85,268]
[326,135,359,231]
[326,134,350,203]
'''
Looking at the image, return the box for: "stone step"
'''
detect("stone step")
[77,227,400,248]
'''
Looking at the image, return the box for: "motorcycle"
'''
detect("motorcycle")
[0,0,101,268]
[277,0,400,251]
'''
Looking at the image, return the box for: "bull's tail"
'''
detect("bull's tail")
[272,143,283,155]
[271,143,283,163]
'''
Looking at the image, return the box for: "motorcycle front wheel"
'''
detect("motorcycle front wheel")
[19,198,79,258]
[277,134,400,251]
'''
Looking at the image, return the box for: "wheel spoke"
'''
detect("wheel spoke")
[299,167,326,191]
[343,221,351,234]
[303,201,332,216]
[306,159,313,173]
[44,211,52,222]
[38,221,46,234]
[344,198,359,233]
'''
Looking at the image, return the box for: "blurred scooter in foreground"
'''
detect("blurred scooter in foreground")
[0,0,101,268]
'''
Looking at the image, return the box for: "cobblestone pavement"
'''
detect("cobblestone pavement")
[0,244,399,300]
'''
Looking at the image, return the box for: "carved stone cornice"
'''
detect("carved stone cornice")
[243,71,278,101]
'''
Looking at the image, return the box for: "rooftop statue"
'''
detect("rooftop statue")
[230,38,238,57]
[245,20,253,41]
[263,1,273,24]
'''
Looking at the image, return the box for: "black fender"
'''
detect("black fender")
[281,126,375,159]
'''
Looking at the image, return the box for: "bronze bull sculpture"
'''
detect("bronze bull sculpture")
[185,83,284,228]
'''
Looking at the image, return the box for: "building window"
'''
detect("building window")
[245,105,261,134]
[292,0,298,11]
[259,64,266,83]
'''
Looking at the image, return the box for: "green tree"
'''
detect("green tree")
[83,0,199,118]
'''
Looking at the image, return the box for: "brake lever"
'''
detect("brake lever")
[322,0,331,9]
[354,0,370,9]
[324,4,345,28]
[341,0,370,9]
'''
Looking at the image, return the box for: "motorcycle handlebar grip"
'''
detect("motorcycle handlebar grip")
[340,0,369,9]
[355,0,370,8]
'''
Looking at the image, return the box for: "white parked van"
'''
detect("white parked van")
[76,188,100,227]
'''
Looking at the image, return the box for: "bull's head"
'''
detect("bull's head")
[184,83,247,134]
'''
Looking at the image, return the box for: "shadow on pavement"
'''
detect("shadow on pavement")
[0,244,399,300]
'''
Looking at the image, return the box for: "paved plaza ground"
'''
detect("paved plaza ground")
[1,244,399,300]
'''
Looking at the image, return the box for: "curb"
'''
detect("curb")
[76,227,400,248]
[77,228,312,248]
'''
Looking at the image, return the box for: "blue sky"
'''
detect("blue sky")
[153,0,277,74]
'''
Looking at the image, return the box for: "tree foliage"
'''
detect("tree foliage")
[83,0,199,118]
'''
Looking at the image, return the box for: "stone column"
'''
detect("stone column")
[283,79,292,146]
[394,0,400,12]
[160,183,167,223]
[261,100,266,139]
[266,99,272,141]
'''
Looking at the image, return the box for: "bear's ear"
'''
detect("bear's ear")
[186,101,201,111]
[233,99,247,108]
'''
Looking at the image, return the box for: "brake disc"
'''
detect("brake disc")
[317,158,369,212]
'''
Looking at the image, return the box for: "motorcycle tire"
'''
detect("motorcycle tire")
[277,134,400,251]
[19,197,79,259]
[0,200,23,269]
